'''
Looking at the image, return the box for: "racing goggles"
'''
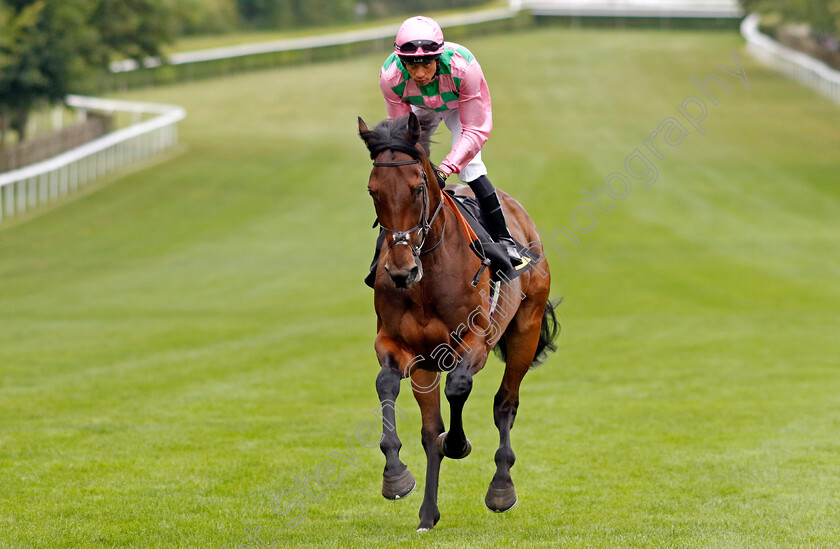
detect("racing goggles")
[395,40,443,54]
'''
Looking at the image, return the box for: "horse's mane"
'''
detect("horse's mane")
[359,112,436,161]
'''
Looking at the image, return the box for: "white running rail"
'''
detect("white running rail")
[110,8,517,73]
[741,13,840,105]
[0,95,185,223]
[520,0,742,18]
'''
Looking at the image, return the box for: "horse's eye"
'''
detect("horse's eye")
[413,186,423,198]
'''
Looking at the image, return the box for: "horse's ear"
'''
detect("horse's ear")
[358,117,377,154]
[405,112,421,144]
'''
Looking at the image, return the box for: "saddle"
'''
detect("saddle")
[441,188,541,285]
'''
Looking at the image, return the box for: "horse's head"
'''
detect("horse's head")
[359,112,439,290]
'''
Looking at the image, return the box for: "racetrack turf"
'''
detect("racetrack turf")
[1,27,839,548]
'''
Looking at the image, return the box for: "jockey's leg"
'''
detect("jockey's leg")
[467,176,523,266]
[410,106,443,145]
[441,110,522,265]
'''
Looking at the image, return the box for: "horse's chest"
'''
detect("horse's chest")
[382,302,475,353]
[390,313,448,351]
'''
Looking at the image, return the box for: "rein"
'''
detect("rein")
[372,157,446,257]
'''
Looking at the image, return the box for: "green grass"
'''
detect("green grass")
[2,27,840,548]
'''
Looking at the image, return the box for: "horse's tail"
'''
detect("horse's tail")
[494,297,562,369]
[531,297,562,368]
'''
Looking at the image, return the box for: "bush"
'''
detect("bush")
[740,0,840,36]
[170,0,239,35]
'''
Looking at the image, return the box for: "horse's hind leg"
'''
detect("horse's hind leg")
[375,351,415,500]
[411,369,445,531]
[486,299,544,512]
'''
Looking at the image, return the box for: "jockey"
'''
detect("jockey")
[365,15,522,288]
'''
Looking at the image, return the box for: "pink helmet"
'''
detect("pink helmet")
[394,16,445,58]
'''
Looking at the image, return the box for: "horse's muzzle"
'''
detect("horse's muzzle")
[385,260,423,289]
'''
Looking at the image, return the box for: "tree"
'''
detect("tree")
[0,1,44,144]
[91,0,177,59]
[0,2,39,70]
[0,0,174,144]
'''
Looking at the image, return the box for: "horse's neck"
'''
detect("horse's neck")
[422,201,481,284]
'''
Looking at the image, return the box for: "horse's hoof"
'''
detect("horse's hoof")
[416,516,438,531]
[436,432,472,459]
[382,467,416,500]
[485,484,518,513]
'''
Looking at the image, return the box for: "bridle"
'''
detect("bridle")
[371,156,446,258]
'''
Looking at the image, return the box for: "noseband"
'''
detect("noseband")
[372,157,445,257]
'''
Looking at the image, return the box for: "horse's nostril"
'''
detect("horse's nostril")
[409,265,422,284]
[391,274,409,289]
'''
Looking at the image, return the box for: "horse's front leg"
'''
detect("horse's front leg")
[439,342,488,460]
[375,341,415,500]
[411,369,445,531]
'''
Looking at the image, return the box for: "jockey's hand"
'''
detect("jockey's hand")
[435,169,448,189]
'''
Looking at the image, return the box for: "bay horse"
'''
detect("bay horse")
[358,112,559,531]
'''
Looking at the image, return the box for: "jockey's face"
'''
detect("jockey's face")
[404,59,437,87]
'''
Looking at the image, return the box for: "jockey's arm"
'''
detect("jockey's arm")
[440,62,493,176]
[380,76,412,120]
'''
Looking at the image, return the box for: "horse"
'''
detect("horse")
[358,112,560,531]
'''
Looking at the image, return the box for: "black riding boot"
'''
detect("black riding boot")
[468,175,523,266]
[364,229,386,288]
